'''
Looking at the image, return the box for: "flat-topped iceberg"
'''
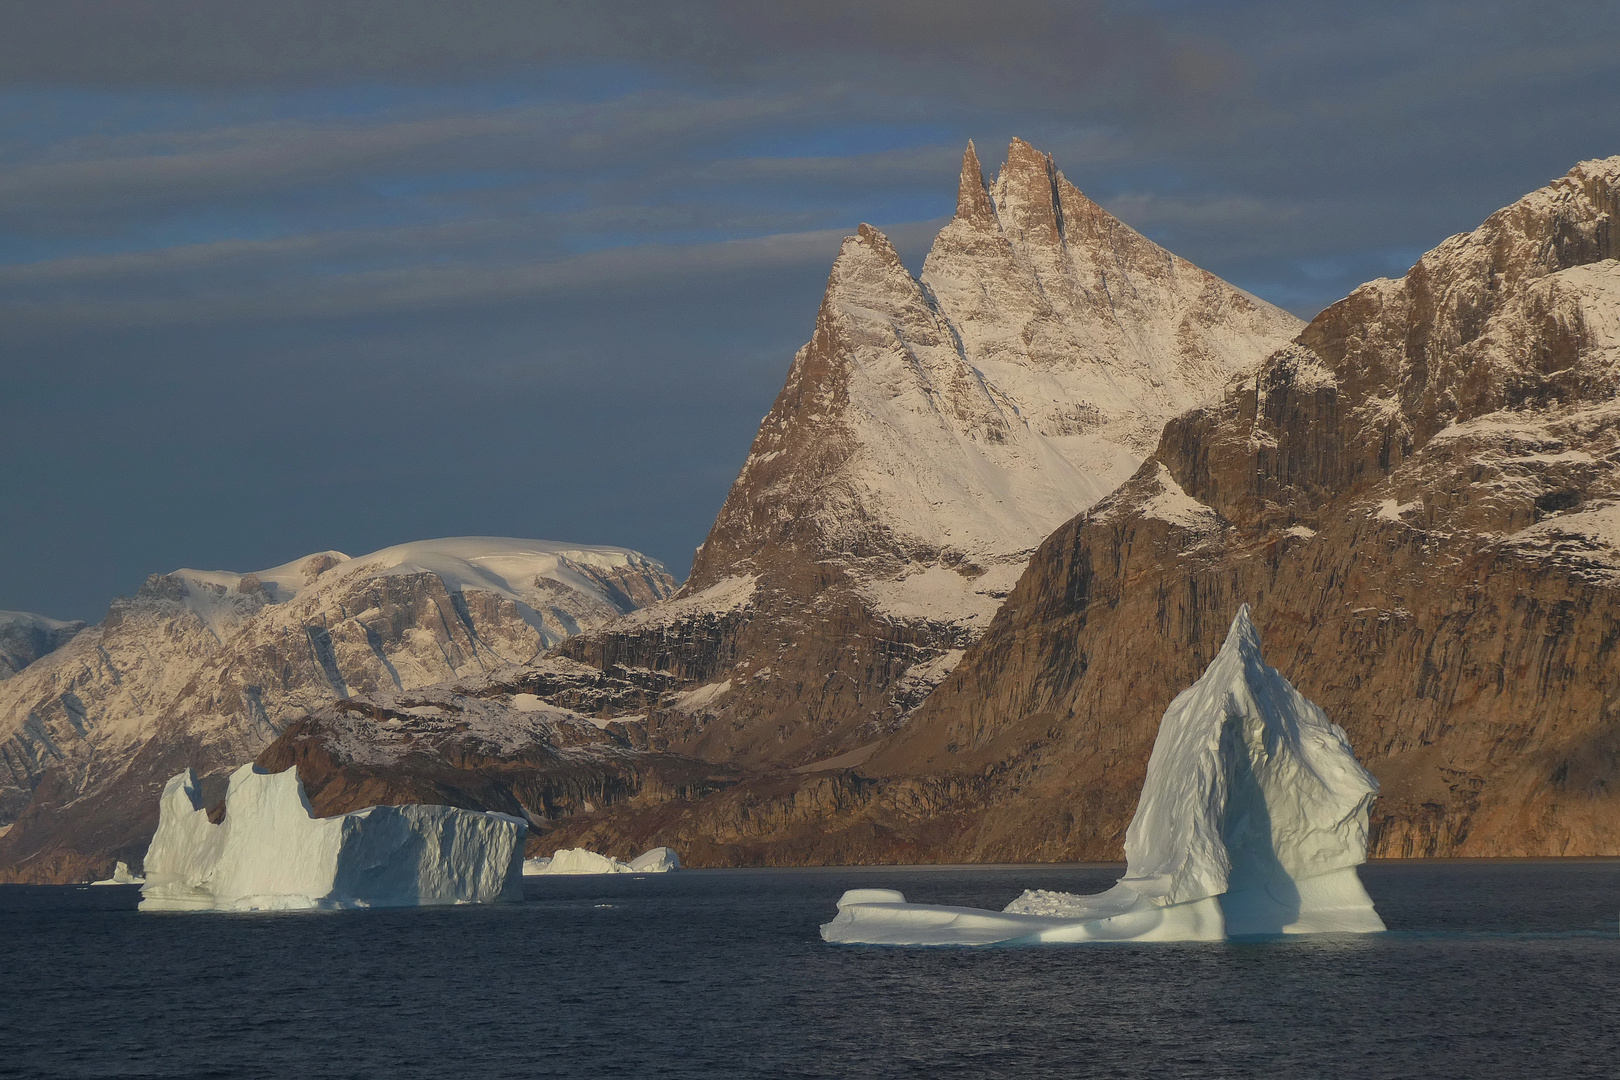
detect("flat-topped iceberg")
[523,846,680,876]
[822,605,1384,944]
[139,764,526,911]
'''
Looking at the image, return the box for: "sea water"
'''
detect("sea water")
[2,861,1618,1079]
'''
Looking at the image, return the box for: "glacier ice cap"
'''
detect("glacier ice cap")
[1120,604,1379,910]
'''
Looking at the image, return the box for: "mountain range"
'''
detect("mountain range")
[0,538,677,881]
[4,142,1618,880]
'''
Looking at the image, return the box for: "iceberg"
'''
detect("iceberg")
[522,846,681,875]
[89,861,145,885]
[139,764,526,911]
[822,606,1385,944]
[627,846,681,873]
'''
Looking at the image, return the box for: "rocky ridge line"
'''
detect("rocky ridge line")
[557,137,1301,773]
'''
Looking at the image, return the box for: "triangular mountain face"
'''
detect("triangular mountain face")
[0,539,682,882]
[560,139,1300,769]
[537,154,1620,867]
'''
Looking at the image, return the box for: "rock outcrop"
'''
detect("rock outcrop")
[0,537,676,882]
[536,155,1620,865]
[250,677,737,845]
[560,138,1300,771]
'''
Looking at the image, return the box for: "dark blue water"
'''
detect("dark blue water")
[3,861,1618,1079]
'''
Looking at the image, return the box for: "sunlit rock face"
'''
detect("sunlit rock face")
[877,154,1620,862]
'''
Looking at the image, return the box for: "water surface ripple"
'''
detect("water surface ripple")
[2,861,1617,1079]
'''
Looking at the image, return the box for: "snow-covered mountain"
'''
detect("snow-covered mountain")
[561,139,1301,767]
[0,537,675,881]
[0,611,84,680]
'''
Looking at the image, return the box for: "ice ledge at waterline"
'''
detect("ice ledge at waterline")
[523,847,680,875]
[822,606,1385,944]
[138,765,527,911]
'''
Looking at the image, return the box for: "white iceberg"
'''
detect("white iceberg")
[522,846,681,876]
[89,861,145,885]
[139,764,527,911]
[822,605,1385,944]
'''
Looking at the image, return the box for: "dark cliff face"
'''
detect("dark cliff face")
[253,698,740,859]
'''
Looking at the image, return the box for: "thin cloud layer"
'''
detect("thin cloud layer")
[2,0,1619,621]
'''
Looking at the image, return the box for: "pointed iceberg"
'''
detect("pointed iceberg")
[821,605,1384,944]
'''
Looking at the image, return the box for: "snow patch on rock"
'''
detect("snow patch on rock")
[1139,465,1221,529]
[670,680,733,713]
[615,574,757,628]
[857,562,1023,631]
[1508,501,1620,580]
[1377,498,1422,523]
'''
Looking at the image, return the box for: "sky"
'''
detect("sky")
[3,1,1619,622]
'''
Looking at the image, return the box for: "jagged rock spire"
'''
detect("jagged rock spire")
[852,222,906,271]
[996,137,1064,247]
[955,141,995,224]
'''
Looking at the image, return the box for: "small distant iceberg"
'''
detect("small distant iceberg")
[90,861,145,885]
[523,846,681,876]
[139,764,527,911]
[822,605,1385,944]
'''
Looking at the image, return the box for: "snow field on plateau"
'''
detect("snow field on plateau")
[169,536,671,648]
[821,606,1385,944]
